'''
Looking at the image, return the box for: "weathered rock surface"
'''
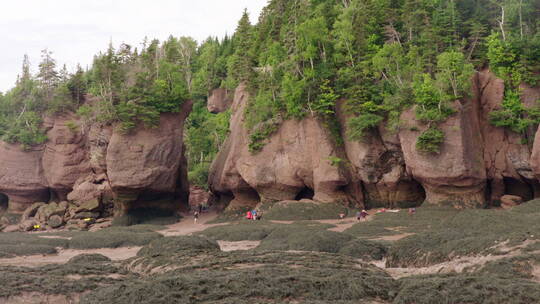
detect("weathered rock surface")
[189,186,211,208]
[208,70,540,209]
[0,99,192,217]
[399,101,486,207]
[209,84,350,209]
[475,70,540,203]
[207,88,232,114]
[107,101,192,215]
[500,194,523,209]
[336,101,425,208]
[42,115,90,200]
[0,143,49,212]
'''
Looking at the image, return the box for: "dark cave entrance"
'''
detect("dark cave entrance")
[503,177,534,201]
[294,187,314,201]
[0,193,8,213]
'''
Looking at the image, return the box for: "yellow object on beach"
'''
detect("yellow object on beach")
[83,218,92,222]
[33,225,40,229]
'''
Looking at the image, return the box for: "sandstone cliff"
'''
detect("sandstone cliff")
[0,100,192,215]
[208,70,540,209]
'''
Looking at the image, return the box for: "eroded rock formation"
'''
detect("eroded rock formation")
[208,70,540,209]
[0,100,192,216]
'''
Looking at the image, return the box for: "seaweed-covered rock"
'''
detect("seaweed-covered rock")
[48,215,64,228]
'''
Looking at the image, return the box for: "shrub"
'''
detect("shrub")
[416,127,444,153]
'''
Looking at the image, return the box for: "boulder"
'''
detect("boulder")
[48,215,64,228]
[19,219,37,232]
[73,212,100,220]
[3,225,20,232]
[0,216,9,231]
[500,195,523,209]
[35,202,67,223]
[76,198,102,213]
[21,202,46,221]
[67,174,111,203]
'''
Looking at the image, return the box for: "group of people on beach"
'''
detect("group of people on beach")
[246,209,262,221]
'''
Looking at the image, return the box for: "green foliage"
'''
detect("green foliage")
[416,127,445,153]
[185,99,230,189]
[348,113,384,140]
[487,32,540,135]
[327,156,344,167]
[65,120,78,133]
[248,117,281,153]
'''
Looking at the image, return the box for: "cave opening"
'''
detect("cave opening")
[503,177,534,201]
[294,187,314,201]
[0,193,8,213]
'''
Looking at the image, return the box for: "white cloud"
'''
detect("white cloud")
[0,0,268,92]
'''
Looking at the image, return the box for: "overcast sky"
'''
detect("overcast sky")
[0,0,268,93]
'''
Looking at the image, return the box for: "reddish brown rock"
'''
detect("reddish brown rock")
[42,114,91,200]
[106,101,192,215]
[473,70,539,203]
[207,88,233,114]
[0,142,49,212]
[500,194,523,209]
[399,101,486,207]
[336,100,425,208]
[189,186,211,208]
[208,84,350,210]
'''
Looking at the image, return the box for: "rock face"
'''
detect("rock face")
[208,70,540,209]
[398,102,486,207]
[209,85,350,209]
[107,105,191,215]
[207,88,232,114]
[476,71,540,204]
[42,114,91,200]
[0,143,49,212]
[0,100,192,215]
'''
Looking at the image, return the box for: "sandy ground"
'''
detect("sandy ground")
[158,210,224,236]
[0,211,224,267]
[218,240,261,252]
